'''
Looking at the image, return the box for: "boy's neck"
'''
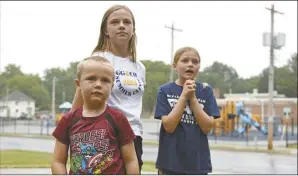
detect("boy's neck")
[82,102,107,117]
[109,42,130,58]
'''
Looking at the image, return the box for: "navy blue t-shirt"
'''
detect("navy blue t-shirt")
[154,81,220,174]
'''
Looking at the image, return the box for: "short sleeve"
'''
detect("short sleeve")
[205,87,220,119]
[52,113,71,145]
[115,113,136,147]
[92,51,104,57]
[92,51,113,63]
[137,60,146,86]
[154,87,172,120]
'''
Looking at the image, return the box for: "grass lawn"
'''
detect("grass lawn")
[287,143,297,148]
[1,133,295,155]
[0,149,156,172]
[0,133,54,140]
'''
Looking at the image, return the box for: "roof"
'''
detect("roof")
[0,90,35,102]
[59,102,72,109]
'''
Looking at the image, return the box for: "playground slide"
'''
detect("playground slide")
[237,111,268,135]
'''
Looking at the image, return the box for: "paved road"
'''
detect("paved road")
[1,120,297,141]
[0,168,157,175]
[0,137,297,174]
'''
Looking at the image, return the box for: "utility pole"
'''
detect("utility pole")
[165,22,182,82]
[6,86,9,118]
[266,4,284,150]
[51,77,56,122]
[0,1,2,73]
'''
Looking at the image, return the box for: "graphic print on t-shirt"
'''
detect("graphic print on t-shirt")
[69,129,114,174]
[115,69,143,96]
[167,94,206,125]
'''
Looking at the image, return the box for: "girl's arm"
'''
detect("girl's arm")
[51,140,69,174]
[161,95,187,134]
[71,88,83,112]
[120,141,139,174]
[189,96,214,134]
[158,80,194,134]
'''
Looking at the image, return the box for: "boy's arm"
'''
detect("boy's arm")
[120,141,139,174]
[115,112,139,174]
[51,113,72,174]
[51,140,68,174]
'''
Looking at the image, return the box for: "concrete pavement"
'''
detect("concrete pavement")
[1,137,297,174]
[0,168,231,175]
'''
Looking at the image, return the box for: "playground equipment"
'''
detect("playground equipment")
[55,102,72,125]
[213,101,237,136]
[280,107,292,140]
[236,102,267,136]
[213,101,267,137]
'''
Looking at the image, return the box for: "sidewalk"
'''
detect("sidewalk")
[0,168,228,175]
[0,168,156,175]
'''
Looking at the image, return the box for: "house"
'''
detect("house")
[0,90,35,119]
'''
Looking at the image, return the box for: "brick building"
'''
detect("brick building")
[214,89,297,124]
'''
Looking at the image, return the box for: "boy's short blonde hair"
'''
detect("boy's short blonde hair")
[76,56,114,80]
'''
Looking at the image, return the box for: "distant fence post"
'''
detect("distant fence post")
[46,119,50,136]
[40,120,43,135]
[285,122,289,148]
[14,119,16,134]
[291,117,294,136]
[1,119,3,133]
[245,125,249,146]
[27,119,30,134]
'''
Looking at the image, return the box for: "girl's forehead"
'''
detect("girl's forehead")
[108,8,133,20]
[180,51,200,60]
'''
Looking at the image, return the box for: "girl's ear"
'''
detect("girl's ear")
[104,28,109,36]
[172,63,176,68]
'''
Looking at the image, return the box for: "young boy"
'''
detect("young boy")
[154,47,220,175]
[51,56,139,175]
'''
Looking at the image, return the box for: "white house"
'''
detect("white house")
[0,91,35,119]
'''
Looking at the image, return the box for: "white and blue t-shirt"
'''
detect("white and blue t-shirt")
[154,81,220,174]
[92,51,146,137]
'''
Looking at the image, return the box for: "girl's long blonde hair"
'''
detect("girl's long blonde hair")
[92,5,137,62]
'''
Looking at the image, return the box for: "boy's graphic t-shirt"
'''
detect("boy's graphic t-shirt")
[154,82,220,174]
[52,106,136,175]
[92,51,146,137]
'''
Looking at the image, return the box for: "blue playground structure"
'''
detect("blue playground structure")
[236,102,268,136]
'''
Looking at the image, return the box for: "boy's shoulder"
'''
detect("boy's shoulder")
[106,106,127,121]
[61,107,82,122]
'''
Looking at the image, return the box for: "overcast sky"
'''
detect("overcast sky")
[0,1,297,79]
